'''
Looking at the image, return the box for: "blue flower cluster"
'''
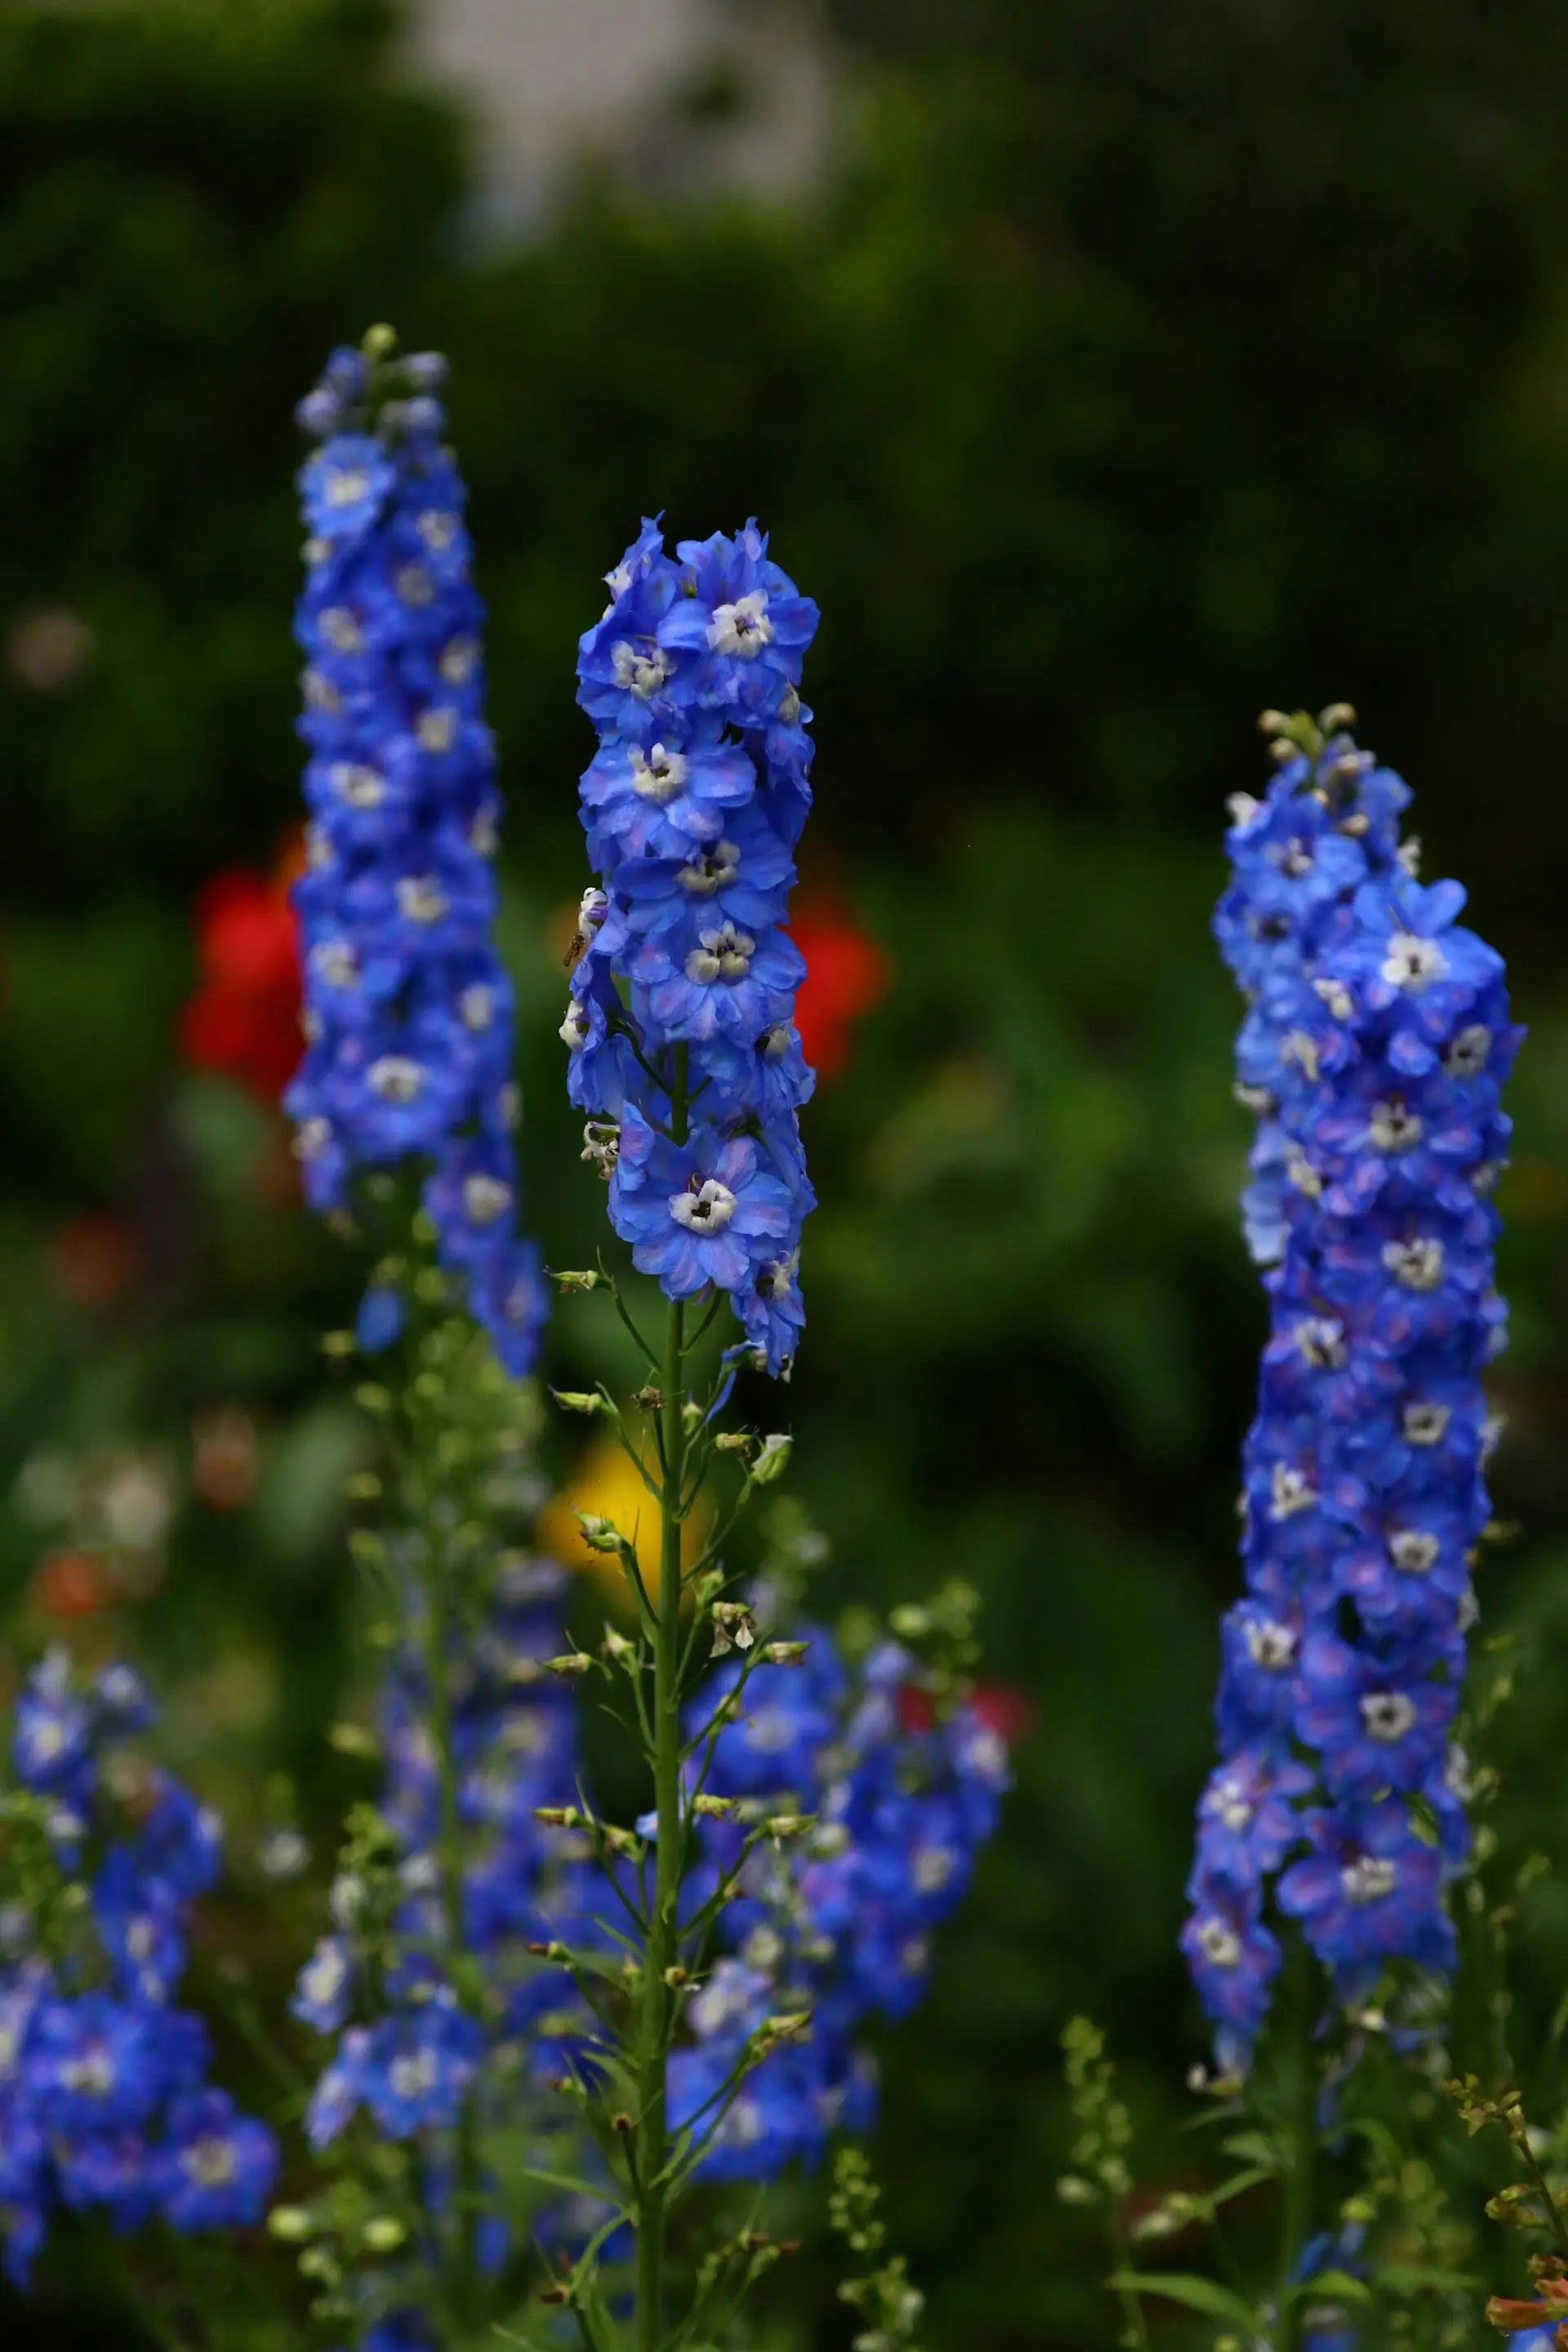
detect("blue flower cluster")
[0,1654,275,2282]
[566,520,819,1373]
[669,1631,1009,2177]
[294,1559,592,2152]
[285,341,546,1377]
[1184,719,1520,2065]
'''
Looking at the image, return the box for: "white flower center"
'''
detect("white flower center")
[390,2048,439,2100]
[1274,838,1314,880]
[756,1251,798,1304]
[1369,1099,1423,1152]
[398,875,448,925]
[913,1846,956,1894]
[416,509,458,552]
[707,590,773,657]
[1269,1463,1317,1520]
[1212,1780,1254,1833]
[417,706,457,753]
[61,2046,116,2096]
[183,2136,239,2188]
[318,607,362,653]
[1389,1529,1440,1576]
[312,941,358,989]
[1381,931,1447,991]
[629,742,688,803]
[1361,1691,1417,1743]
[462,1175,512,1226]
[559,998,590,1049]
[1196,1918,1242,1968]
[684,920,755,985]
[1280,1029,1320,1080]
[323,466,370,509]
[439,637,478,684]
[1294,1317,1346,1369]
[368,1056,424,1104]
[294,1117,333,1161]
[1381,1237,1445,1292]
[1446,1023,1491,1078]
[1285,1147,1323,1198]
[460,985,494,1031]
[1312,975,1354,1021]
[757,1022,791,1063]
[395,564,434,608]
[1245,1618,1296,1671]
[1402,1401,1450,1446]
[332,761,385,809]
[670,1178,737,1233]
[612,640,675,698]
[677,840,742,895]
[1341,1855,1397,1904]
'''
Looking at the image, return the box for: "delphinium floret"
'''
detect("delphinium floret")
[1185,706,1520,2068]
[285,330,545,1377]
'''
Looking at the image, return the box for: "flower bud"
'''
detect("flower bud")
[552,1389,609,1416]
[750,1434,792,1485]
[576,1513,623,1552]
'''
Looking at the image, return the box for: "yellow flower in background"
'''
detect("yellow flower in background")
[537,1433,713,1609]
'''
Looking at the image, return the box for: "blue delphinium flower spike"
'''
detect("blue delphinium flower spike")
[1184,711,1520,2068]
[565,519,819,1374]
[284,336,546,1378]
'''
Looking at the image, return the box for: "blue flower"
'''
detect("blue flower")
[300,434,397,542]
[0,1658,276,2281]
[608,1109,795,1299]
[569,519,821,1374]
[286,337,546,1380]
[1185,718,1517,2055]
[672,1625,1007,2181]
[153,2091,277,2230]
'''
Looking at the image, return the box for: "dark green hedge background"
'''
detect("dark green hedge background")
[4,2,1568,2343]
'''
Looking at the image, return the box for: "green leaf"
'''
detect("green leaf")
[1290,2268,1372,2305]
[1205,2165,1275,2210]
[1107,2272,1262,2332]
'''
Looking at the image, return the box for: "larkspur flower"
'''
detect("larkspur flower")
[567,519,820,1374]
[284,338,545,1377]
[0,1658,275,2281]
[1184,715,1519,2064]
[662,1627,1007,2182]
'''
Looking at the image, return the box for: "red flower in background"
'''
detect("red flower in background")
[898,1681,1036,1745]
[788,893,890,1080]
[180,866,301,1101]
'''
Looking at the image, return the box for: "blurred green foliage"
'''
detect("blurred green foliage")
[3,0,1568,2345]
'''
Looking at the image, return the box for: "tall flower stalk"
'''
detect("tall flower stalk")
[1183,705,1519,2343]
[287,325,546,1377]
[553,517,821,2349]
[274,332,564,2350]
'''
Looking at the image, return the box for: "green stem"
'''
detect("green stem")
[417,1457,483,2334]
[1108,2224,1153,2352]
[633,1045,691,2352]
[1515,2125,1568,2265]
[1275,1940,1318,2352]
[635,1292,687,2352]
